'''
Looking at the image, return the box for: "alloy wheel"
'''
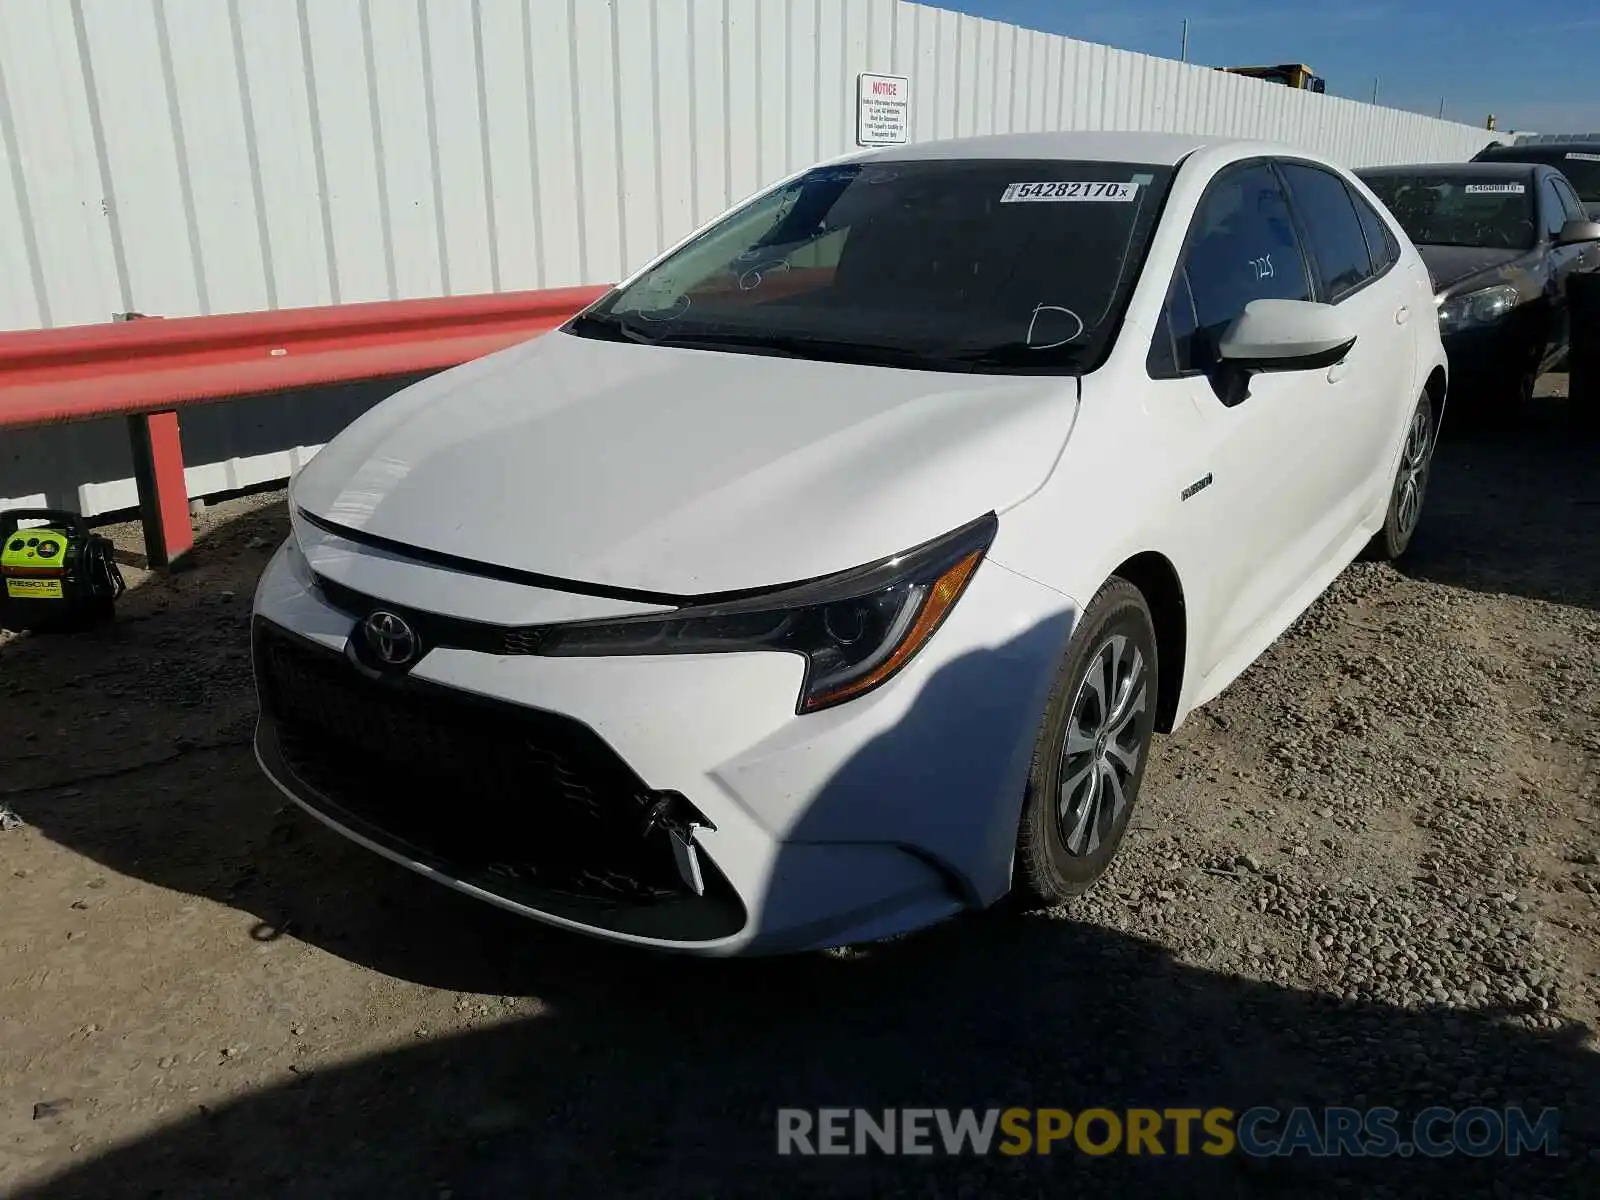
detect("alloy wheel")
[1058,633,1149,857]
[1395,406,1432,539]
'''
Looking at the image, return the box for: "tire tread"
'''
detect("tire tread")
[1012,576,1156,909]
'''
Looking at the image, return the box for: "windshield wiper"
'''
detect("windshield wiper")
[587,326,976,370]
[662,331,966,368]
[568,318,1072,373]
[931,340,1086,373]
[567,315,814,358]
[566,311,663,345]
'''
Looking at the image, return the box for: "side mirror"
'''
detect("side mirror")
[1557,218,1600,246]
[1218,299,1358,373]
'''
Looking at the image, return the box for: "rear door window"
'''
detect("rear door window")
[1351,187,1399,272]
[1279,163,1375,300]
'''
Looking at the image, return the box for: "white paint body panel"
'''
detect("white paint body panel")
[289,327,1079,596]
[253,133,1447,954]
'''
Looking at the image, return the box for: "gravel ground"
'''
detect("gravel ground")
[0,380,1596,1198]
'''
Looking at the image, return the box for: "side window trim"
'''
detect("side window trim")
[1272,160,1331,303]
[1275,158,1395,305]
[1553,178,1573,222]
[1168,268,1199,373]
[1145,266,1201,378]
[1555,177,1586,224]
[1145,283,1179,377]
[1539,175,1567,241]
[1267,160,1322,305]
[1145,156,1315,380]
[1349,180,1401,274]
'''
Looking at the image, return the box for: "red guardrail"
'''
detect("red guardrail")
[0,286,606,566]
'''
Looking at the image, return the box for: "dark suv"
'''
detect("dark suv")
[1473,137,1600,220]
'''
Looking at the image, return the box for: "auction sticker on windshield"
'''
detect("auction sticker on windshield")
[1001,181,1138,203]
[1566,152,1600,162]
[1463,183,1525,194]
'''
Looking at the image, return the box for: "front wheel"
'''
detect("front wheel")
[1011,578,1159,907]
[1365,390,1435,562]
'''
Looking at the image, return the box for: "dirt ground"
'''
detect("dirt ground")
[0,381,1596,1198]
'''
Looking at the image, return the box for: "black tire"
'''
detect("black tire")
[1364,390,1435,562]
[1012,577,1159,907]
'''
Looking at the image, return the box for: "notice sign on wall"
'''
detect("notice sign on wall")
[857,73,910,146]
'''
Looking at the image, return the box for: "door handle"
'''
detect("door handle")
[1395,305,1410,325]
[1327,358,1350,383]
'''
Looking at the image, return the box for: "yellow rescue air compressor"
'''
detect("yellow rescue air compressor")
[0,509,125,633]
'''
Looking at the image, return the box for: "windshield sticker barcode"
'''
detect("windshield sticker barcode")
[1464,183,1525,194]
[1567,152,1600,162]
[1001,181,1138,203]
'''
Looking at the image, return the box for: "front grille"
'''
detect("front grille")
[253,620,695,907]
[312,574,529,656]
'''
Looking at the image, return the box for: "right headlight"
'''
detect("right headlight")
[1436,284,1520,333]
[535,513,997,713]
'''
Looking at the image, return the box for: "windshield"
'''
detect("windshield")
[567,158,1174,373]
[1360,173,1536,250]
[1479,147,1600,202]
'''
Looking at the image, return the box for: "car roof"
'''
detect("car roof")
[851,130,1250,166]
[1357,161,1544,179]
[1490,135,1600,150]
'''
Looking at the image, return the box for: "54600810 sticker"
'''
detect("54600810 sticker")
[1001,181,1138,203]
[1566,152,1600,163]
[1463,183,1525,194]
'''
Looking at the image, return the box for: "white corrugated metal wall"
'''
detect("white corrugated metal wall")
[1,0,1501,333]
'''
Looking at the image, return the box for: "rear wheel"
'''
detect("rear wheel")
[1012,578,1158,907]
[1366,390,1435,562]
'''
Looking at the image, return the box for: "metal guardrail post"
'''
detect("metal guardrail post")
[111,312,192,567]
[126,411,194,567]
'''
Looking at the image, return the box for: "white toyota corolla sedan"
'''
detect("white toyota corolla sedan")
[252,132,1445,955]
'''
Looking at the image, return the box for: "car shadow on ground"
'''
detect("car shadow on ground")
[3,505,1597,1198]
[1405,390,1600,612]
[15,897,1600,1198]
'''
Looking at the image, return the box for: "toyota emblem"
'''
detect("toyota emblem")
[362,610,418,667]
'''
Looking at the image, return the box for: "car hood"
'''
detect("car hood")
[290,328,1078,596]
[1415,244,1530,293]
